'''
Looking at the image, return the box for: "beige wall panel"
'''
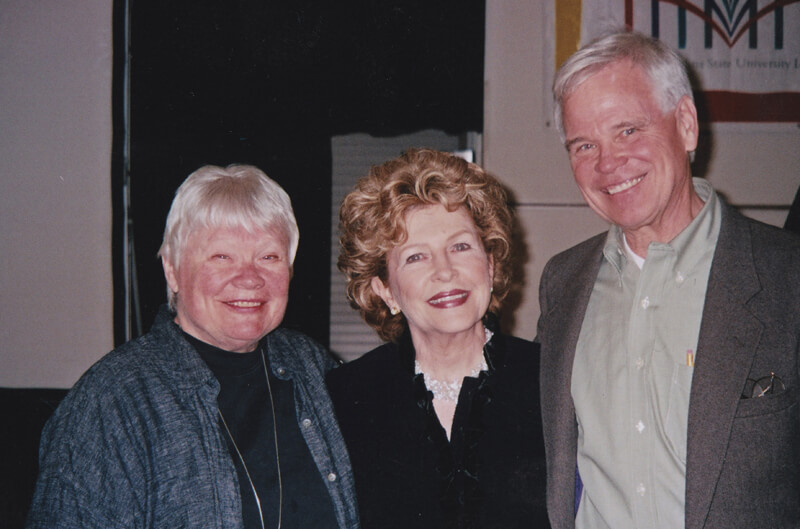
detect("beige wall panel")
[0,0,113,387]
[483,1,583,205]
[702,126,800,205]
[501,206,609,340]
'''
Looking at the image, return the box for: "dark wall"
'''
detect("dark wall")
[0,389,66,527]
[117,0,486,345]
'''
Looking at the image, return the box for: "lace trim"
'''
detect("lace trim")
[414,328,492,402]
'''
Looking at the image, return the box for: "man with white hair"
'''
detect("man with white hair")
[538,30,800,529]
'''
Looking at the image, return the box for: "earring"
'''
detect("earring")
[390,306,401,316]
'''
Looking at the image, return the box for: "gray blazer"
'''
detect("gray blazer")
[538,202,800,529]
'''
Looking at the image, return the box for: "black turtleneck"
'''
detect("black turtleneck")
[185,332,336,529]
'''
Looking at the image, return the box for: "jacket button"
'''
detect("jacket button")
[327,472,337,482]
[277,367,286,376]
[302,418,312,428]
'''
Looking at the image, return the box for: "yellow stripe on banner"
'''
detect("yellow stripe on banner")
[555,0,582,71]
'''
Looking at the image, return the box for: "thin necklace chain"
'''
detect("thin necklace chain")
[218,349,282,529]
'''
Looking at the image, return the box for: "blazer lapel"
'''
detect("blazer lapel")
[540,234,605,529]
[685,206,762,529]
[542,234,607,386]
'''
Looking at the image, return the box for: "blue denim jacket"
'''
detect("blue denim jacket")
[26,306,359,529]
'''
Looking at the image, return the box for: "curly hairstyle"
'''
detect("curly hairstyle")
[338,148,514,342]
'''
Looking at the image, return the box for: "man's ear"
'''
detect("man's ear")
[675,95,699,153]
[162,256,179,295]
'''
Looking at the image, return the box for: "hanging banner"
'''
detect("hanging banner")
[554,0,800,122]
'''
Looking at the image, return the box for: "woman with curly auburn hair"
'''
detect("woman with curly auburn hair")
[327,148,549,529]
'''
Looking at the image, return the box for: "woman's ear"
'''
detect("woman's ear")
[162,255,179,295]
[371,276,397,312]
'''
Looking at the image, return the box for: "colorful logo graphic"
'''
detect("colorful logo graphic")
[643,0,799,49]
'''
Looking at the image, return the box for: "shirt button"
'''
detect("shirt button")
[302,418,312,428]
[676,271,685,284]
[327,472,337,482]
[637,483,646,496]
[641,296,650,309]
[635,357,644,369]
[636,420,645,433]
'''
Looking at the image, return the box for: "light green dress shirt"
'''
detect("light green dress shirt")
[572,179,722,528]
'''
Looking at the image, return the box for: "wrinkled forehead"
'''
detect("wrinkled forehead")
[186,217,291,251]
[566,60,651,101]
[561,63,662,133]
[169,214,294,266]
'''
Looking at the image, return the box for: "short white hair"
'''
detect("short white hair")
[553,30,693,140]
[158,164,299,309]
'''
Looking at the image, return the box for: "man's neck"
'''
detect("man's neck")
[624,188,705,258]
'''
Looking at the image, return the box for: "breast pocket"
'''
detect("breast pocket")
[735,384,798,418]
[724,384,800,518]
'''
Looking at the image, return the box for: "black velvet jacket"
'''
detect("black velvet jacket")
[327,321,550,529]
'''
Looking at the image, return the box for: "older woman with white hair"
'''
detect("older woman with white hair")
[26,165,360,529]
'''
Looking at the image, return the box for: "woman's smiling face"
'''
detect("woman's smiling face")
[371,204,493,344]
[163,225,291,352]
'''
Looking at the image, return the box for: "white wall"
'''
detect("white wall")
[0,0,113,387]
[483,1,799,340]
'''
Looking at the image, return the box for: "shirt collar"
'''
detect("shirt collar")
[602,178,720,276]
